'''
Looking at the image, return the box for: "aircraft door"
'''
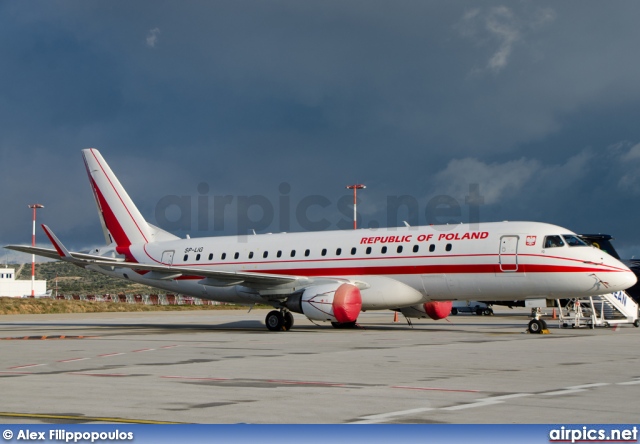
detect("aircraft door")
[499,236,519,272]
[161,250,175,265]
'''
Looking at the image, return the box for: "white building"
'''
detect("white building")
[0,268,47,297]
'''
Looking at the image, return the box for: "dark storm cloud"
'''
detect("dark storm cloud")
[3,1,640,262]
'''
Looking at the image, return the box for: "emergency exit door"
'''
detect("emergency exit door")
[161,250,175,265]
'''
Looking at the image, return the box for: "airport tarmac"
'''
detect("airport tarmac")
[0,307,638,424]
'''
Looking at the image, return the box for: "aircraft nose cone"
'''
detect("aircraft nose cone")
[623,269,638,289]
[611,262,638,291]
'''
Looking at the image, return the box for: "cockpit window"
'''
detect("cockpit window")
[562,234,588,247]
[584,239,619,259]
[544,235,565,248]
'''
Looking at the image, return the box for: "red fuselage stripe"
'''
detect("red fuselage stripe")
[166,262,618,281]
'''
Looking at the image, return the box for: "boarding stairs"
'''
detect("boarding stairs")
[556,291,640,329]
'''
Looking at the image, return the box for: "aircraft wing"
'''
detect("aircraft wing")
[6,225,310,290]
[86,259,307,288]
[6,243,309,288]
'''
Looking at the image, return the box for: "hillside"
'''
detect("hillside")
[14,261,158,295]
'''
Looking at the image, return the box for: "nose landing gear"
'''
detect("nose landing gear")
[527,308,549,334]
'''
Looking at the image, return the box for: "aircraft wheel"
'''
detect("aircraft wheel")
[283,312,294,331]
[451,308,458,315]
[483,309,493,316]
[634,319,640,328]
[528,319,543,334]
[266,310,285,331]
[331,321,357,329]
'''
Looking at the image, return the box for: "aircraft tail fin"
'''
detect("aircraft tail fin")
[82,148,177,247]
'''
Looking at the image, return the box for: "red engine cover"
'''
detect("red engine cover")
[332,284,362,323]
[424,301,452,320]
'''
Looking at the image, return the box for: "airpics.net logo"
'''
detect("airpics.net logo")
[549,426,638,443]
[153,183,485,235]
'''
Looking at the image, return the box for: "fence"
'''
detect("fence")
[52,294,221,306]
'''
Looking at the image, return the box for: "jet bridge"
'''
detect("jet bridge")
[556,291,640,329]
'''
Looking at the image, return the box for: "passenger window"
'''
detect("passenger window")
[351,247,357,255]
[277,250,282,258]
[381,246,387,254]
[562,235,588,247]
[429,244,435,252]
[221,253,226,260]
[366,247,372,254]
[321,249,327,256]
[305,249,310,257]
[208,253,213,260]
[183,254,188,261]
[445,244,452,252]
[263,251,268,258]
[196,254,201,261]
[413,245,419,253]
[544,235,565,248]
[336,248,342,256]
[248,252,254,259]
[291,250,296,257]
[397,245,403,253]
[234,252,239,259]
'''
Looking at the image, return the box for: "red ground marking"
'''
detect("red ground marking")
[0,335,90,340]
[7,364,44,370]
[131,348,155,353]
[97,353,124,357]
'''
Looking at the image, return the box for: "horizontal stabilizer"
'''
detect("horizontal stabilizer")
[4,245,125,263]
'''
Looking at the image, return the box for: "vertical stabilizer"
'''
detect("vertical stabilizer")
[82,148,153,247]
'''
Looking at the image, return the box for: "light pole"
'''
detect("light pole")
[345,184,366,230]
[28,204,44,297]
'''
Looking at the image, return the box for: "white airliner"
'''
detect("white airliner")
[5,149,637,332]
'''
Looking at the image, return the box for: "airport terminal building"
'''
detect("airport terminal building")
[0,267,47,297]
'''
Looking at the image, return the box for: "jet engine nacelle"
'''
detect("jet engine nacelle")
[285,283,362,323]
[399,301,452,320]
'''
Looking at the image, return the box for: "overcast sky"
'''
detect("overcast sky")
[3,1,640,262]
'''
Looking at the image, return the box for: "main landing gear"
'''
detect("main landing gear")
[265,310,294,332]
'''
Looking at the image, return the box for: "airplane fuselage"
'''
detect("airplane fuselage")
[92,221,635,310]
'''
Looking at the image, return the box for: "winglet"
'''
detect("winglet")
[41,224,73,259]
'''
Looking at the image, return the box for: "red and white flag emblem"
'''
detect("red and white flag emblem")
[526,236,537,246]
